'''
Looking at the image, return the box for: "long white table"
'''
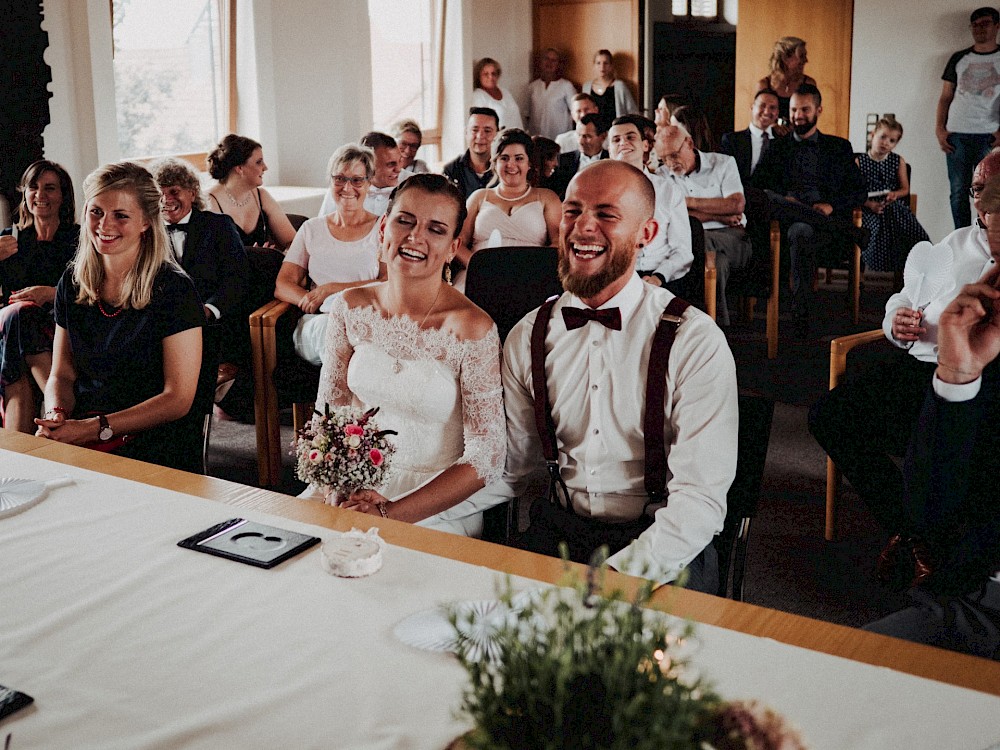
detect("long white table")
[3,438,1000,749]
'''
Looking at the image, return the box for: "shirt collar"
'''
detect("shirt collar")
[565,271,644,322]
[174,210,193,226]
[748,123,773,138]
[793,130,820,143]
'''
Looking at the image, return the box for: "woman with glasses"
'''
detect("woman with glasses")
[274,144,386,365]
[392,119,430,174]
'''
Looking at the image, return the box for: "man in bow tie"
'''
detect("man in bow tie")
[480,159,738,590]
[152,159,248,389]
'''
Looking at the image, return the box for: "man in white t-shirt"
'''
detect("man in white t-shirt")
[937,6,1000,228]
[525,48,578,140]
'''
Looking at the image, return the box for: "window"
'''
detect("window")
[368,0,441,162]
[111,0,234,160]
[672,0,719,20]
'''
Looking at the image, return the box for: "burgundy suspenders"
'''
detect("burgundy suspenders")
[529,294,691,514]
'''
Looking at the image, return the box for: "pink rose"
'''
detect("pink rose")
[369,448,383,466]
[344,424,364,437]
[307,449,323,463]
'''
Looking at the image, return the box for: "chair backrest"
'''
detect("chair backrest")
[465,246,562,343]
[716,391,774,600]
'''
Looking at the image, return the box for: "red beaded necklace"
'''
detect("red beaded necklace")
[97,299,124,318]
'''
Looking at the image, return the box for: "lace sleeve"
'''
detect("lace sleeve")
[456,324,506,484]
[315,294,354,408]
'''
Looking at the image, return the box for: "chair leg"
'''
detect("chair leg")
[825,457,840,541]
[202,412,213,476]
[767,221,781,359]
[851,244,861,325]
[731,518,752,601]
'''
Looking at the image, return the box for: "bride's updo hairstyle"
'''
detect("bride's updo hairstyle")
[385,174,468,238]
[207,134,262,181]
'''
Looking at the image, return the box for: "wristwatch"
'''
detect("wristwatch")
[97,415,114,443]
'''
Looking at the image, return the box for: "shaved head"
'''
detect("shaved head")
[567,159,655,219]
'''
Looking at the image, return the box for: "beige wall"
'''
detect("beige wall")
[850,0,976,242]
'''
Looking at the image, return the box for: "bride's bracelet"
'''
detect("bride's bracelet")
[376,501,389,519]
[937,360,980,378]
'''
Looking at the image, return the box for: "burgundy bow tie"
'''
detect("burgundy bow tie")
[561,306,622,331]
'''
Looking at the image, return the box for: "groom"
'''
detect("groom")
[484,160,738,591]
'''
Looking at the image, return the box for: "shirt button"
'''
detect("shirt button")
[593,428,600,435]
[591,384,598,391]
[592,340,599,346]
[589,469,596,475]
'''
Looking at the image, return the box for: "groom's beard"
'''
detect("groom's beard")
[558,237,638,300]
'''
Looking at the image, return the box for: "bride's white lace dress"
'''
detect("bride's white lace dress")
[313,293,506,536]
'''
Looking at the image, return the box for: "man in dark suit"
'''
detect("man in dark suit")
[550,113,608,198]
[152,158,249,380]
[864,257,1000,660]
[752,84,867,335]
[720,88,780,186]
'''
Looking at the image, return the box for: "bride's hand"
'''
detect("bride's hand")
[340,488,390,516]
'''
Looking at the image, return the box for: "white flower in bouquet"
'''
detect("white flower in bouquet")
[293,405,397,500]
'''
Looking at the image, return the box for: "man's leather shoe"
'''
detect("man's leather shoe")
[911,539,934,587]
[876,533,905,583]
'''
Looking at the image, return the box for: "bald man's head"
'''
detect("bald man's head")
[558,160,658,306]
[972,149,1000,222]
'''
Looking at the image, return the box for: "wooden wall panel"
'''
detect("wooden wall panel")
[534,0,641,110]
[733,0,854,137]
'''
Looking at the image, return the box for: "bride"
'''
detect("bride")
[312,173,506,536]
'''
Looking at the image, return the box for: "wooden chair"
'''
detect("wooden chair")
[716,392,774,600]
[729,194,782,358]
[465,245,562,543]
[823,328,886,540]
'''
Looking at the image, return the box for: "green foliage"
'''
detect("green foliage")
[453,551,720,750]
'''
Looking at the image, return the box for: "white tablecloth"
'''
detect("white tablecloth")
[2,449,1000,750]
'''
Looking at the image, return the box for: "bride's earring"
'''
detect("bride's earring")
[444,262,453,285]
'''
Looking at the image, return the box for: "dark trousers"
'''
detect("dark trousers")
[864,580,1000,661]
[519,498,719,594]
[808,350,937,534]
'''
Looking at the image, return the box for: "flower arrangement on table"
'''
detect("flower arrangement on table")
[293,405,397,502]
[450,549,807,750]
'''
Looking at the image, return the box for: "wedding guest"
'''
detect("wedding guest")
[276,144,386,366]
[864,260,1000,660]
[393,119,430,174]
[525,47,577,140]
[555,93,600,153]
[206,134,297,249]
[670,104,715,153]
[151,158,248,386]
[654,93,688,128]
[312,173,505,537]
[757,36,816,124]
[0,160,79,433]
[472,57,524,130]
[583,49,639,133]
[442,108,500,200]
[456,129,561,284]
[810,149,1000,580]
[35,162,206,473]
[532,135,562,191]
[318,133,407,218]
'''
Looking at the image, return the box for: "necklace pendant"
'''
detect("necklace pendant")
[392,359,403,374]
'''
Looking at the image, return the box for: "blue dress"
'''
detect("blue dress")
[857,152,930,272]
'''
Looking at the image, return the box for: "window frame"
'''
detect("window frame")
[108,0,237,167]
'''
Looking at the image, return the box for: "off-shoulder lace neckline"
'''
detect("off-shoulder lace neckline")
[341,298,495,345]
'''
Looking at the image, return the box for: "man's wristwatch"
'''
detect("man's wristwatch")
[97,415,114,443]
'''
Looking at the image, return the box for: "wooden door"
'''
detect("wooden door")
[533,0,642,111]
[733,0,854,137]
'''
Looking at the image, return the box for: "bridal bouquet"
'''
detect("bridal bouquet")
[293,405,397,499]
